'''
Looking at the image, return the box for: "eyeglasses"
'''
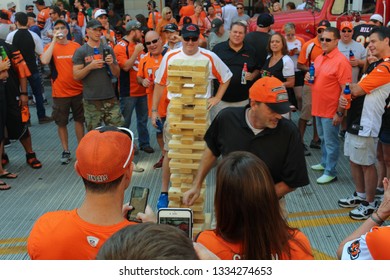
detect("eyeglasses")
[183,36,199,42]
[145,38,159,45]
[95,126,134,169]
[54,26,66,30]
[320,37,334,42]
[341,29,352,33]
[317,28,324,33]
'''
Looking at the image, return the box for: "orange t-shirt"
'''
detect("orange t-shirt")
[213,4,222,16]
[43,41,83,98]
[37,7,50,29]
[359,57,390,94]
[137,52,169,117]
[196,229,314,260]
[311,48,352,118]
[190,14,207,35]
[180,5,195,17]
[27,209,136,260]
[147,11,162,30]
[297,37,323,66]
[114,39,147,97]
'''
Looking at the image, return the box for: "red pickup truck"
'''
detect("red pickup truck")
[272,0,390,41]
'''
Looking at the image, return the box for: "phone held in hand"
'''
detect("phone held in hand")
[158,208,193,238]
[103,48,110,60]
[127,186,149,222]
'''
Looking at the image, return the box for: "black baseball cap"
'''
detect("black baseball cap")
[86,19,104,29]
[257,13,274,28]
[33,0,45,5]
[181,24,200,38]
[163,23,178,32]
[54,19,67,27]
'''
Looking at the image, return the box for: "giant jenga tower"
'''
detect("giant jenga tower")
[166,59,210,236]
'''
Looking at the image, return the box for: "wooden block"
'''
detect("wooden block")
[179,159,193,164]
[168,151,202,160]
[170,167,193,174]
[178,149,193,153]
[170,121,208,130]
[171,174,194,183]
[168,140,205,150]
[168,70,209,78]
[181,136,194,144]
[168,59,185,70]
[194,117,208,124]
[169,160,199,170]
[170,98,207,106]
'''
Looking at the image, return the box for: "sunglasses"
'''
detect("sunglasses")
[183,37,199,42]
[95,126,134,169]
[286,33,295,37]
[320,37,334,42]
[166,11,172,14]
[341,29,352,33]
[237,7,244,9]
[145,38,159,45]
[371,19,379,23]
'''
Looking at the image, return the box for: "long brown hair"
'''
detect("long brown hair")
[267,32,289,55]
[214,151,309,259]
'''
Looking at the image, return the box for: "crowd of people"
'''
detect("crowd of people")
[1,0,390,260]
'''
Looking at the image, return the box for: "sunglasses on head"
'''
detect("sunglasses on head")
[317,28,324,33]
[342,29,352,33]
[95,126,134,169]
[145,38,159,45]
[183,36,199,42]
[320,37,333,42]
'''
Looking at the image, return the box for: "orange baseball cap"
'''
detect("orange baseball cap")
[249,76,291,114]
[340,21,353,31]
[75,127,133,184]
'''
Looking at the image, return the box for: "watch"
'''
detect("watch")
[336,111,344,117]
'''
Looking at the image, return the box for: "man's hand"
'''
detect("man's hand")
[349,59,359,67]
[19,94,28,106]
[104,54,114,65]
[332,113,343,126]
[137,205,157,223]
[207,96,220,110]
[134,43,144,54]
[142,78,151,88]
[339,95,348,108]
[89,58,105,69]
[0,60,11,72]
[151,111,159,128]
[245,71,256,81]
[182,187,200,206]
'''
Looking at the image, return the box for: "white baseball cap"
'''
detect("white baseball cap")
[94,9,107,19]
[370,14,383,23]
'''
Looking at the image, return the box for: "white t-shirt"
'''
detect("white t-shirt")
[338,40,366,83]
[287,39,303,72]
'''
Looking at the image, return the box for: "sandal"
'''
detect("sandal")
[0,171,18,179]
[0,181,11,191]
[1,153,9,166]
[26,152,42,169]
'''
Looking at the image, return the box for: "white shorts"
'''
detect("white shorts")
[344,132,378,165]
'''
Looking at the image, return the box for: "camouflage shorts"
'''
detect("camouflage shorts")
[83,98,124,131]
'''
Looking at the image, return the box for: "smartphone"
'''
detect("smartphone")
[127,186,149,222]
[158,208,193,238]
[103,48,110,60]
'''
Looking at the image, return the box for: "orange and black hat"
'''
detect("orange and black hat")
[340,21,353,31]
[249,76,291,114]
[75,127,133,184]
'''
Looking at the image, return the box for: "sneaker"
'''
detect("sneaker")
[133,163,144,172]
[338,192,365,208]
[310,139,321,149]
[157,193,169,210]
[140,146,155,153]
[375,188,384,198]
[316,174,337,184]
[153,156,164,169]
[349,201,379,220]
[306,120,312,126]
[43,99,49,105]
[38,116,54,124]
[60,151,71,165]
[311,163,325,171]
[303,144,311,156]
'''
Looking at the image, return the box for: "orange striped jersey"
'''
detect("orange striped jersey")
[43,41,83,98]
[196,229,314,260]
[37,7,50,30]
[137,52,169,117]
[154,47,232,99]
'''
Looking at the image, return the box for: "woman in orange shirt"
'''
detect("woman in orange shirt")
[156,7,178,44]
[196,151,314,260]
[190,2,206,35]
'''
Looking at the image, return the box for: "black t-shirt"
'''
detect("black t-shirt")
[12,29,38,74]
[262,55,288,82]
[244,31,270,70]
[205,106,309,188]
[352,23,374,48]
[212,40,261,102]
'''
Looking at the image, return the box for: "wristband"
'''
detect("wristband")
[151,109,157,112]
[20,92,28,96]
[370,212,384,226]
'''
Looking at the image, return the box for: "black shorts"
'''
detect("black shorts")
[294,71,305,87]
[52,94,85,126]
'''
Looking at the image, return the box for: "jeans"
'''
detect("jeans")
[316,117,340,177]
[27,72,46,119]
[120,95,150,148]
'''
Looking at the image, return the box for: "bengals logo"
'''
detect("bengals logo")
[347,240,361,260]
[186,25,197,32]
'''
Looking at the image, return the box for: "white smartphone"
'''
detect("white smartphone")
[157,208,193,239]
